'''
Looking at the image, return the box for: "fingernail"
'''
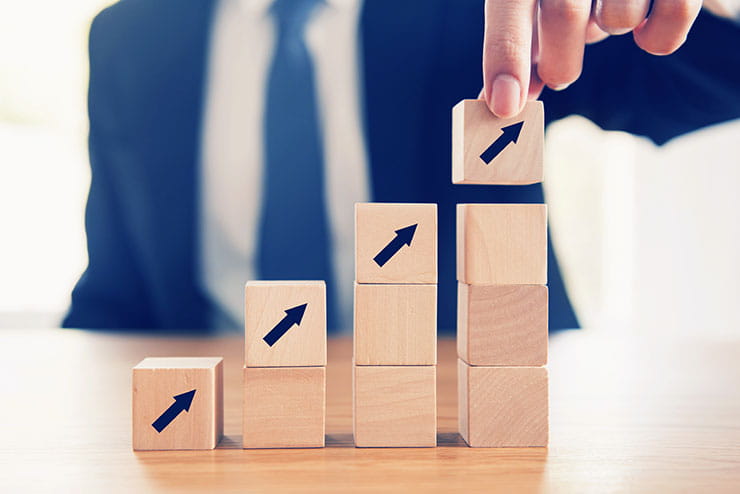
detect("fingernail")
[491,74,521,118]
[551,83,571,91]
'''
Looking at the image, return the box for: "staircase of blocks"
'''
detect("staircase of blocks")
[131,99,549,450]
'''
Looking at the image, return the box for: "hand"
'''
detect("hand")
[482,0,703,118]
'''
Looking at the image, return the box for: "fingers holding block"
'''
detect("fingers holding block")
[458,360,548,447]
[353,366,437,447]
[458,283,548,366]
[354,283,437,366]
[457,204,547,285]
[452,100,544,185]
[355,203,437,284]
[245,281,326,367]
[243,366,326,448]
[132,357,223,451]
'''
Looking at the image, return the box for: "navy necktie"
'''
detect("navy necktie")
[257,0,337,329]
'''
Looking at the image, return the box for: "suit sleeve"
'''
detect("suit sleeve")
[62,10,154,329]
[542,11,740,144]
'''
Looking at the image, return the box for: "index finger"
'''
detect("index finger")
[483,0,538,118]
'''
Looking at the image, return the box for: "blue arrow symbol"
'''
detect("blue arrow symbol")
[151,389,196,433]
[263,303,308,347]
[373,224,418,267]
[480,121,524,164]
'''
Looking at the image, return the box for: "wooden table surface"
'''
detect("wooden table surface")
[1,328,738,493]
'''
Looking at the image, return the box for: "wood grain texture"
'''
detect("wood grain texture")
[245,281,326,367]
[457,204,547,285]
[355,203,437,284]
[458,360,548,447]
[3,329,740,492]
[132,357,223,450]
[457,283,548,366]
[452,100,544,185]
[353,365,437,447]
[242,366,325,449]
[354,283,437,365]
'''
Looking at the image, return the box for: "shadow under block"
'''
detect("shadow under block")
[132,357,223,451]
[452,99,544,185]
[353,366,437,447]
[457,283,548,366]
[458,360,548,447]
[457,204,547,285]
[245,281,326,367]
[355,203,437,284]
[354,283,437,366]
[243,366,326,448]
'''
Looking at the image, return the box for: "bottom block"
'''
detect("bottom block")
[458,360,548,447]
[243,366,325,448]
[353,365,436,447]
[132,357,224,451]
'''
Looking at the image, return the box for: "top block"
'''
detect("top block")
[245,281,326,367]
[355,203,437,284]
[452,100,544,185]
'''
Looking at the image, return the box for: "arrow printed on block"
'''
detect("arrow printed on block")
[373,224,418,267]
[263,303,308,347]
[151,389,196,433]
[479,121,524,164]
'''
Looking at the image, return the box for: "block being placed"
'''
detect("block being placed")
[355,203,437,284]
[457,204,547,285]
[354,283,437,366]
[354,365,436,447]
[132,357,223,450]
[245,281,326,367]
[452,99,544,185]
[242,366,325,448]
[458,283,548,366]
[458,360,548,447]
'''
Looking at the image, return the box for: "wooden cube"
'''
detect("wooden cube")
[458,283,548,366]
[245,281,326,367]
[458,360,548,447]
[132,357,223,450]
[355,203,437,284]
[353,365,436,447]
[457,204,547,285]
[452,99,544,185]
[243,366,325,448]
[354,283,437,365]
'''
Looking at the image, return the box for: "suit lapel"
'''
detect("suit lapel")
[125,0,217,327]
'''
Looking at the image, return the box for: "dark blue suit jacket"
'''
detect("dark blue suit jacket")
[62,0,740,331]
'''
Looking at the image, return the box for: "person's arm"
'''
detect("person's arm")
[481,0,705,118]
[62,10,154,329]
[479,0,740,144]
[542,9,740,144]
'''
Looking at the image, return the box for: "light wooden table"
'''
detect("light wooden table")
[1,328,738,493]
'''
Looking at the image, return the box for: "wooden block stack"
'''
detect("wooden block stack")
[132,357,224,450]
[243,281,327,448]
[453,100,549,447]
[353,203,438,447]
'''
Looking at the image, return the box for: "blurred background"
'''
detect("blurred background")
[1,1,739,336]
[0,1,111,328]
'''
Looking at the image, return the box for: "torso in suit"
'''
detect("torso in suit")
[62,0,740,331]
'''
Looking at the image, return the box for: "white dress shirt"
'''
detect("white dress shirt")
[199,0,370,331]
